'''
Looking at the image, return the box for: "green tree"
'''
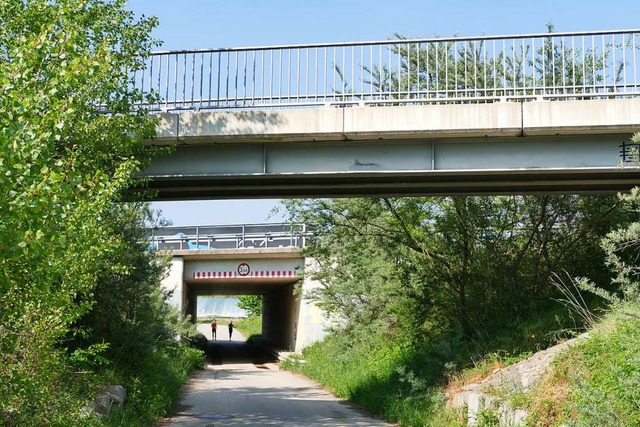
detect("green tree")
[0,0,160,423]
[237,295,263,317]
[285,195,623,342]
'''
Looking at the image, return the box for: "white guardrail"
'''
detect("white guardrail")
[135,29,640,112]
[149,223,313,250]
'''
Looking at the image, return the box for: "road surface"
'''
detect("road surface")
[157,323,392,426]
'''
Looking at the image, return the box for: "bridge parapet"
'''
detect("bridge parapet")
[136,30,640,112]
[149,223,312,251]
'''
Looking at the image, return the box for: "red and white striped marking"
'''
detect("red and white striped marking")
[192,270,299,279]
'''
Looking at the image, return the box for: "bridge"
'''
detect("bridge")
[155,223,325,351]
[136,29,640,199]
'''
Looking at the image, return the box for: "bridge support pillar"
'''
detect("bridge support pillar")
[263,284,298,351]
[162,256,188,319]
[294,258,329,352]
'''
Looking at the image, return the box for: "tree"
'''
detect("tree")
[285,195,624,343]
[0,0,159,423]
[237,295,263,317]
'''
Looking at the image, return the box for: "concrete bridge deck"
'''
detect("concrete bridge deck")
[136,30,640,199]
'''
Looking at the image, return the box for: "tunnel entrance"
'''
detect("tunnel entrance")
[182,253,304,351]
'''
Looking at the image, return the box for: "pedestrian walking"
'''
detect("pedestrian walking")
[211,319,217,340]
[228,321,234,340]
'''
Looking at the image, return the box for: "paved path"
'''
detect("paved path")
[157,324,392,426]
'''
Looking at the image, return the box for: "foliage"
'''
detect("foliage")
[281,194,628,426]
[285,195,623,342]
[103,345,204,427]
[0,0,201,424]
[234,316,263,338]
[340,24,618,103]
[237,295,263,317]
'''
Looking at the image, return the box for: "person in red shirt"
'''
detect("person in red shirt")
[210,319,217,341]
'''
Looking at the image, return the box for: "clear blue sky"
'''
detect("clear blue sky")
[128,0,640,226]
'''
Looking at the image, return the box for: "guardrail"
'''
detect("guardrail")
[149,223,312,251]
[135,29,640,112]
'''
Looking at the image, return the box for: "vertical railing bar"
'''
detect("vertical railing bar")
[562,36,567,93]
[483,40,487,97]
[140,56,146,101]
[360,44,365,100]
[435,41,440,96]
[216,52,221,108]
[501,39,506,95]
[164,55,170,109]
[279,49,283,104]
[453,41,458,97]
[296,48,301,103]
[473,40,477,97]
[378,44,382,99]
[592,35,596,93]
[581,35,586,94]
[620,34,627,92]
[571,36,576,94]
[287,49,291,103]
[463,41,468,97]
[541,36,546,94]
[406,42,411,98]
[342,46,346,100]
[389,42,393,99]
[350,45,355,102]
[602,34,607,93]
[520,38,525,96]
[633,33,637,90]
[154,56,161,106]
[425,42,430,95]
[252,51,256,104]
[234,51,239,107]
[225,52,230,107]
[305,48,309,102]
[532,37,537,94]
[332,47,336,102]
[190,53,195,106]
[199,52,204,107]
[611,34,617,91]
[149,55,154,105]
[417,42,421,99]
[182,53,187,107]
[261,50,265,104]
[269,50,273,103]
[511,39,516,95]
[174,54,179,108]
[208,52,213,107]
[323,47,327,102]
[444,41,449,97]
[243,51,248,106]
[314,47,318,102]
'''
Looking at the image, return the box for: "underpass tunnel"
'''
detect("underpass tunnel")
[181,255,304,351]
[186,283,299,351]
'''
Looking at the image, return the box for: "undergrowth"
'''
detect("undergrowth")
[282,303,593,426]
[103,345,204,426]
[234,316,262,338]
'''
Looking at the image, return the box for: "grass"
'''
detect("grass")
[522,300,640,426]
[102,345,204,426]
[234,316,262,338]
[280,303,606,426]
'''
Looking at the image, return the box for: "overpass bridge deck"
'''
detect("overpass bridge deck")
[136,29,640,198]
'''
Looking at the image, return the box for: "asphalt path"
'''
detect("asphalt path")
[157,324,393,427]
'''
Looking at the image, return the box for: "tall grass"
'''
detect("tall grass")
[281,303,588,426]
[103,346,204,426]
[234,316,262,338]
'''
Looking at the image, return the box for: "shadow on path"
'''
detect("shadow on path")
[205,339,278,366]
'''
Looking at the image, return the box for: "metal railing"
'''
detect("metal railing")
[134,29,640,112]
[148,223,313,251]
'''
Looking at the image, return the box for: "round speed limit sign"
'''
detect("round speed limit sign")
[237,262,251,276]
